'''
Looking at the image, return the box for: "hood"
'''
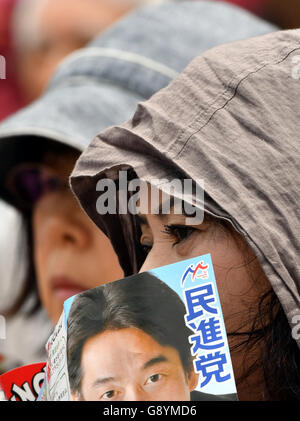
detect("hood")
[0,0,276,209]
[70,28,300,349]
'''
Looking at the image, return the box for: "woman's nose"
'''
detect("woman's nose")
[56,216,89,249]
[34,195,90,250]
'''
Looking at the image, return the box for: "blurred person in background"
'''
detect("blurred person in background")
[0,1,276,374]
[0,0,148,122]
[11,0,141,104]
[0,0,149,307]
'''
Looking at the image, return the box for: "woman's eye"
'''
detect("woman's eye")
[163,224,195,245]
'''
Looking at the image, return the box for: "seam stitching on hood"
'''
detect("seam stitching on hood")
[173,44,300,159]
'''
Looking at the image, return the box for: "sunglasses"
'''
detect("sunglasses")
[6,163,69,209]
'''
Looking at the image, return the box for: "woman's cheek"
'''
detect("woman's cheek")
[175,231,206,258]
[140,241,178,272]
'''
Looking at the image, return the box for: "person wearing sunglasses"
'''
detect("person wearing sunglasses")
[0,1,275,372]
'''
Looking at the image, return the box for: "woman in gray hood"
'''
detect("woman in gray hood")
[0,1,275,371]
[70,28,300,400]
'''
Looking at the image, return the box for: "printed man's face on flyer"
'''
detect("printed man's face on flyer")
[74,327,198,401]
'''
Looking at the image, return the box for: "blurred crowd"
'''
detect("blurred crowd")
[0,0,145,120]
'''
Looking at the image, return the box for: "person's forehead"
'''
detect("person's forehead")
[81,327,180,369]
[80,328,184,391]
[84,328,160,351]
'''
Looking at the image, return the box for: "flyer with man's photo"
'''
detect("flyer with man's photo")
[38,253,238,401]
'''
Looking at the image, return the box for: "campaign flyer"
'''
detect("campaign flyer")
[39,253,238,401]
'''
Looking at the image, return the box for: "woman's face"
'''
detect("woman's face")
[137,189,270,399]
[32,152,123,323]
